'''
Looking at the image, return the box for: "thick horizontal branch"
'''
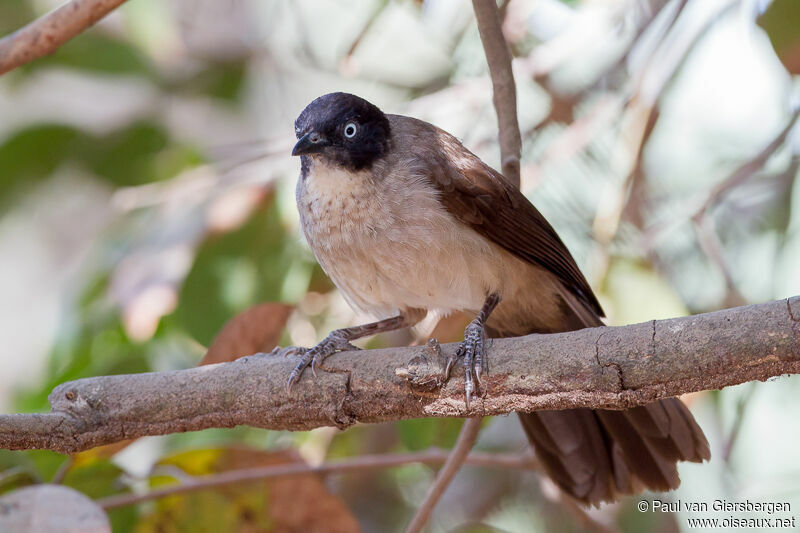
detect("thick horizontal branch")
[0,0,129,76]
[1,297,799,454]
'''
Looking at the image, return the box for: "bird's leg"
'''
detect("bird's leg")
[273,311,423,392]
[445,293,500,410]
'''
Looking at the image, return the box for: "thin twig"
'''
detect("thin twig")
[589,0,737,282]
[0,0,129,75]
[50,457,73,485]
[472,0,522,186]
[694,108,800,219]
[405,418,484,533]
[398,7,519,531]
[643,109,800,253]
[691,215,747,307]
[341,1,386,61]
[722,382,758,463]
[686,108,800,307]
[98,448,535,510]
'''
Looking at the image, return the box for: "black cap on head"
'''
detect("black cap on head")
[292,92,391,171]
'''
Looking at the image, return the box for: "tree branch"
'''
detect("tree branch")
[0,0,129,76]
[694,107,800,219]
[405,418,483,533]
[98,449,537,510]
[403,3,526,528]
[1,297,799,455]
[472,0,522,186]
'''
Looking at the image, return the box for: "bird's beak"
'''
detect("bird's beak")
[292,132,326,156]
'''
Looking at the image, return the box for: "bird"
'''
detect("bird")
[279,91,710,505]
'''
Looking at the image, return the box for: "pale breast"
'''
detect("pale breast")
[296,158,507,318]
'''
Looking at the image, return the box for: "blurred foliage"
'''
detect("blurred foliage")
[176,196,306,346]
[19,33,156,78]
[758,0,800,74]
[396,418,466,452]
[138,447,359,533]
[1,0,800,531]
[0,0,33,35]
[0,122,203,211]
[0,448,136,532]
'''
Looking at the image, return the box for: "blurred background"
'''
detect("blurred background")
[1,0,799,531]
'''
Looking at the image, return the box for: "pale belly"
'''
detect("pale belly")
[295,159,565,333]
[312,225,501,318]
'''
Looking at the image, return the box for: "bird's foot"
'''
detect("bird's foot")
[268,345,308,358]
[445,318,487,410]
[269,331,361,392]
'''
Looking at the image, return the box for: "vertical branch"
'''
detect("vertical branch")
[472,0,522,187]
[690,215,747,307]
[404,4,524,528]
[404,418,484,533]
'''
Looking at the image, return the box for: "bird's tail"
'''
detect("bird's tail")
[513,291,710,505]
[518,399,709,504]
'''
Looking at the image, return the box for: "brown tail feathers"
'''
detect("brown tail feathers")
[509,293,711,505]
[518,399,710,504]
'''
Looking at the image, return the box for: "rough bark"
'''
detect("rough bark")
[1,297,798,455]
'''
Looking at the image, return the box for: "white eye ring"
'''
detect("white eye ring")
[343,122,358,138]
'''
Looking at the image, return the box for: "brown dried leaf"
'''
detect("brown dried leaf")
[201,303,293,365]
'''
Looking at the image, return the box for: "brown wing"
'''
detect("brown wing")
[387,117,709,505]
[426,128,604,318]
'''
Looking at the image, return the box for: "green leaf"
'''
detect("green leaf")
[0,0,34,36]
[14,311,150,413]
[0,125,85,207]
[175,198,309,346]
[86,122,202,186]
[396,418,465,452]
[0,449,69,495]
[170,61,248,103]
[20,32,154,77]
[0,122,203,212]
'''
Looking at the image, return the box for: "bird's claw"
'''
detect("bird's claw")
[268,345,308,358]
[280,332,361,393]
[446,318,487,411]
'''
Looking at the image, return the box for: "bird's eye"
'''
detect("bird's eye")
[343,122,358,139]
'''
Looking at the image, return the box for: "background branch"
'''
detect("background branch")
[0,0,129,75]
[405,417,483,533]
[694,107,800,218]
[1,297,798,455]
[98,449,537,510]
[472,0,522,186]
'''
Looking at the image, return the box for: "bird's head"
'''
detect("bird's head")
[292,92,391,171]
